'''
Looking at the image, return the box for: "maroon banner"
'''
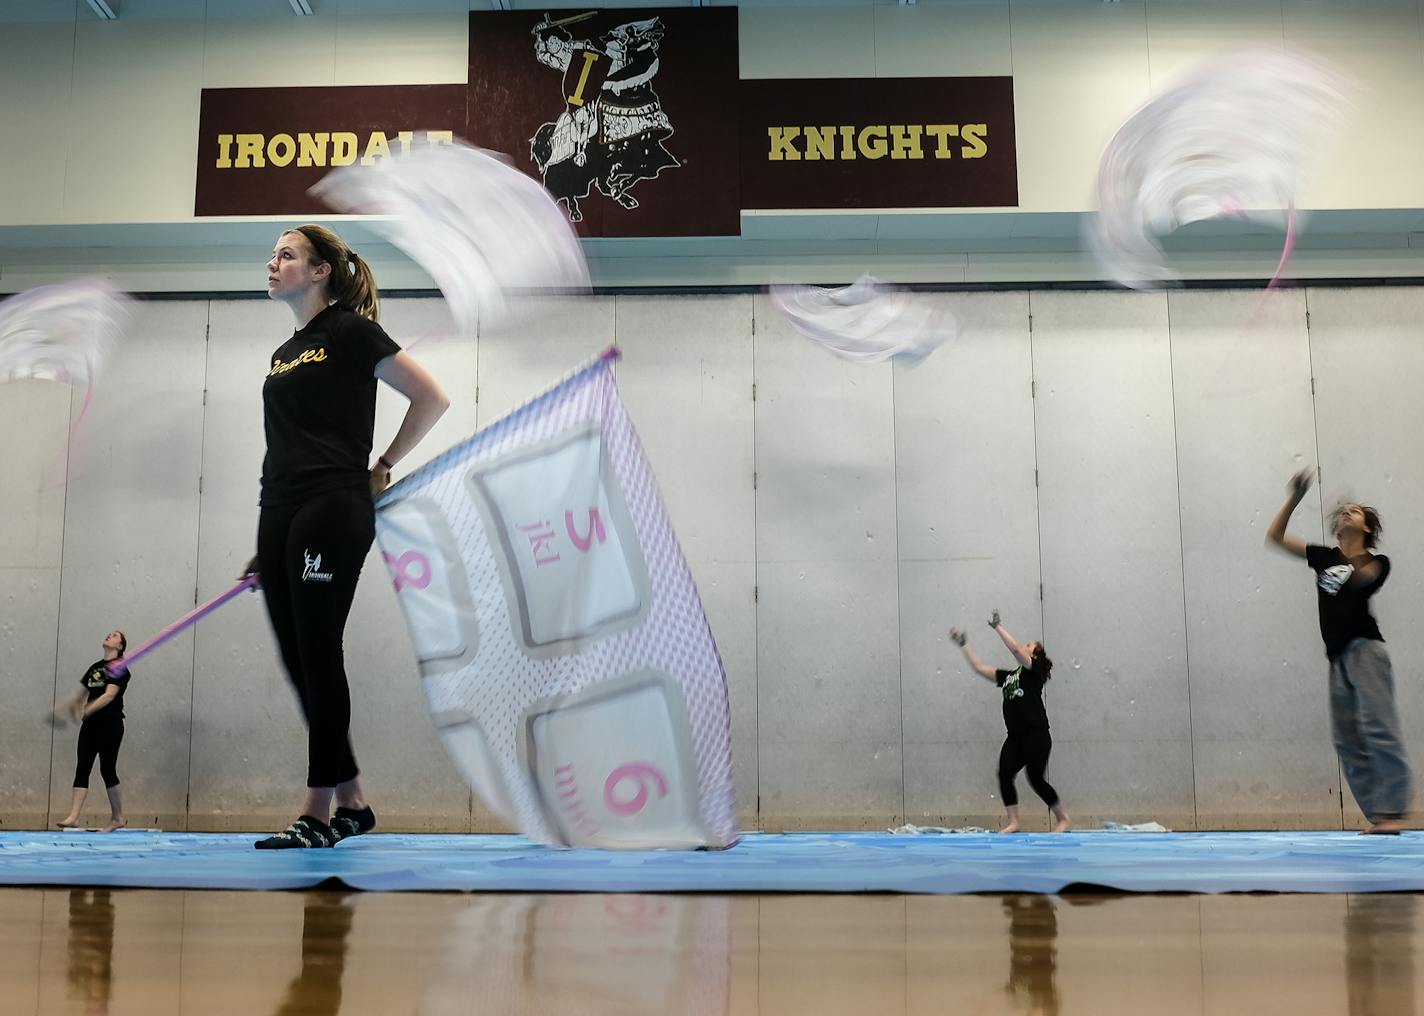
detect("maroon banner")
[740,77,1018,210]
[194,85,467,216]
[467,8,740,237]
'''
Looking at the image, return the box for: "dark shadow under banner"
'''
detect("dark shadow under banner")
[467,8,740,237]
[739,77,1019,210]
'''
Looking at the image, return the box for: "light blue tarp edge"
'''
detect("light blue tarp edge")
[2,830,1421,895]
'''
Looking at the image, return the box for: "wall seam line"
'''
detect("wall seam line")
[892,360,906,826]
[183,302,213,832]
[1164,291,1201,830]
[750,293,762,831]
[1302,287,1345,831]
[45,383,77,830]
[1027,289,1051,827]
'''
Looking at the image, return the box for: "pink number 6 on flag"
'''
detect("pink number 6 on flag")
[603,762,669,817]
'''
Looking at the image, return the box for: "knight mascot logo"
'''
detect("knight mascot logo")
[529,12,678,223]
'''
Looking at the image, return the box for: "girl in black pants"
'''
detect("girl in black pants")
[950,610,1071,833]
[246,224,449,849]
[56,630,130,832]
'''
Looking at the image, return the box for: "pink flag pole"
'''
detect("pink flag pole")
[1265,202,1298,291]
[107,574,259,676]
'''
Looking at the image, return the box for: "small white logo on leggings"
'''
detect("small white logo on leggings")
[302,551,334,583]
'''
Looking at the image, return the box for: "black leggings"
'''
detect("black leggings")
[74,720,123,789]
[998,728,1058,808]
[258,487,374,789]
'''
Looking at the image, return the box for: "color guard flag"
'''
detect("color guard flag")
[374,348,738,849]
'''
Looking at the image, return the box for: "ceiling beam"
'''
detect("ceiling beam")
[85,0,118,19]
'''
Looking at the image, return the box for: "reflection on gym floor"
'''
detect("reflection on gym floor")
[1,888,1418,1014]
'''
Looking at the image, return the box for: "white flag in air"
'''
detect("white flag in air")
[375,348,738,849]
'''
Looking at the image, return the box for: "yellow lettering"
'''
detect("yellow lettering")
[925,124,959,159]
[269,347,328,377]
[396,130,414,155]
[267,133,296,167]
[889,124,924,160]
[297,132,329,167]
[425,130,454,146]
[838,125,857,160]
[568,49,600,107]
[857,125,888,160]
[803,126,836,161]
[330,132,358,166]
[360,131,391,166]
[215,133,234,169]
[960,123,988,159]
[234,133,266,169]
[767,127,801,161]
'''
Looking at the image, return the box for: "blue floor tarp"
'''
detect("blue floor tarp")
[1,830,1421,894]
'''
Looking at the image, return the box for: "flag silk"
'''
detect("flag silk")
[374,350,738,849]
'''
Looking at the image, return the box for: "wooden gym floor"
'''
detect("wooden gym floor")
[2,887,1418,1014]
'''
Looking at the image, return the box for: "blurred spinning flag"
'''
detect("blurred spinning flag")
[374,348,738,849]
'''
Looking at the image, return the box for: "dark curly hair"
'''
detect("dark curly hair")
[1031,643,1053,681]
[1330,503,1382,550]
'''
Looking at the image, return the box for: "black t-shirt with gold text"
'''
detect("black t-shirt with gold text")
[260,305,401,507]
[80,660,129,722]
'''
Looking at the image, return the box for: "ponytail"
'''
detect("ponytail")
[1031,644,1053,681]
[289,224,380,322]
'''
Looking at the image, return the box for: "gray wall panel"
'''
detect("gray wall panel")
[0,571,63,828]
[474,296,615,427]
[1306,285,1424,825]
[614,294,758,825]
[1168,289,1339,828]
[1051,737,1198,831]
[1030,290,1195,827]
[0,380,70,566]
[902,738,1021,830]
[753,292,902,829]
[893,292,1041,821]
[0,380,70,827]
[50,300,209,829]
[189,297,303,829]
[15,285,1424,831]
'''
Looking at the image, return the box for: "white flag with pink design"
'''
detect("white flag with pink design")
[374,348,738,849]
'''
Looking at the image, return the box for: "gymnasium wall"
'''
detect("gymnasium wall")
[3,286,1421,833]
[3,0,1424,228]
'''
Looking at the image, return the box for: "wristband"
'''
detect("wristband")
[378,455,395,472]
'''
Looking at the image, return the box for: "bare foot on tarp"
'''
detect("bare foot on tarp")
[1363,819,1404,835]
